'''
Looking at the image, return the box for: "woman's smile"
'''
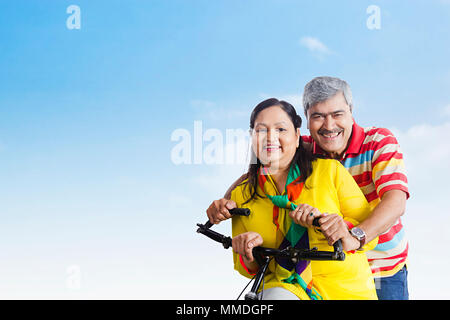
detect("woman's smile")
[264,144,281,152]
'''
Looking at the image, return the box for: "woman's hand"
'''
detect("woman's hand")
[206,198,237,224]
[232,231,264,267]
[318,214,360,252]
[289,203,322,227]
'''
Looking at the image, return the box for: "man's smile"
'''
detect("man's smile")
[319,129,343,140]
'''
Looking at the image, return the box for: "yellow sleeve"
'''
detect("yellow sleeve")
[334,162,378,252]
[230,186,256,278]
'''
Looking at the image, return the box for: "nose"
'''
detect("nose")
[322,114,336,131]
[266,128,279,143]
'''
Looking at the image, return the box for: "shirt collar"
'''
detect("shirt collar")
[345,121,365,155]
[311,120,365,159]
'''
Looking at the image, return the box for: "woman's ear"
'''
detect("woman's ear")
[296,128,301,147]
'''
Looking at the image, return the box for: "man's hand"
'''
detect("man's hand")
[206,198,237,225]
[319,213,360,252]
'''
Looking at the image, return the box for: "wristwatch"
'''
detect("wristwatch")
[350,227,366,251]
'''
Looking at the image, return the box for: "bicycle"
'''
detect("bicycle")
[196,208,346,300]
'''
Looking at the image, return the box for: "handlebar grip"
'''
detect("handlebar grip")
[229,208,250,216]
[312,217,344,257]
[202,208,251,230]
[333,239,343,253]
[203,221,214,229]
[312,217,321,227]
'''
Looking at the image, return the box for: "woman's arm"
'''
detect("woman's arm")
[230,188,261,277]
[232,231,263,274]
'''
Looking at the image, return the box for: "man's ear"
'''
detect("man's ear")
[305,111,310,130]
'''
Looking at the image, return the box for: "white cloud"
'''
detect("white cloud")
[392,122,450,184]
[300,36,332,57]
[390,121,450,299]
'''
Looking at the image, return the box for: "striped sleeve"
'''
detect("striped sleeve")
[369,128,410,199]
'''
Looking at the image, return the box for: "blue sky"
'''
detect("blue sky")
[0,0,449,299]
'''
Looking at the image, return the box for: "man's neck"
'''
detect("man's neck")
[327,150,345,160]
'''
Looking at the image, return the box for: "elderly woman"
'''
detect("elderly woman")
[228,98,377,300]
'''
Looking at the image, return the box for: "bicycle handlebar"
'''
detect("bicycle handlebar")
[197,208,346,300]
[196,210,345,261]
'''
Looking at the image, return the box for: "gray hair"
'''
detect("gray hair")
[302,76,353,115]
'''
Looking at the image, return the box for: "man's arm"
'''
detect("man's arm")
[357,189,407,243]
[357,128,409,242]
[206,173,248,224]
[224,173,248,200]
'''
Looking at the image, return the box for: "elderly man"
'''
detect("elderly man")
[206,76,409,300]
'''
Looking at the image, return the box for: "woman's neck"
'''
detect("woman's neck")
[268,166,290,194]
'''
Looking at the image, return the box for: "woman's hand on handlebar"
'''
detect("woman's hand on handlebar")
[232,232,263,266]
[206,198,237,225]
[289,203,322,227]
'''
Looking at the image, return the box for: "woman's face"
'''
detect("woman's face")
[251,106,300,172]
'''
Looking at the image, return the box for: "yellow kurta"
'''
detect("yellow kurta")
[231,159,378,300]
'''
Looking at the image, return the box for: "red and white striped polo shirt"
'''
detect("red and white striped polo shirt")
[303,122,409,278]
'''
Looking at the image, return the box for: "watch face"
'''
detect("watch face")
[352,227,365,239]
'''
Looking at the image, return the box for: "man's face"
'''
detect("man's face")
[306,92,354,159]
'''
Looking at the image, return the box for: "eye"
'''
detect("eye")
[311,114,323,120]
[277,127,287,132]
